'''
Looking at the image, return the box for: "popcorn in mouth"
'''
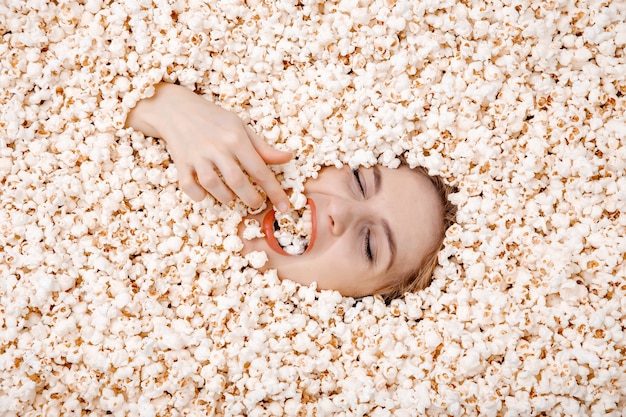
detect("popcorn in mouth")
[272,203,313,256]
[259,195,317,257]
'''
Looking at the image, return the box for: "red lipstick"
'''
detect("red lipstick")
[261,198,317,256]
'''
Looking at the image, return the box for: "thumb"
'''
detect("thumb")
[246,126,293,165]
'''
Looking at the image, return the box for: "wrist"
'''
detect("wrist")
[125,82,175,138]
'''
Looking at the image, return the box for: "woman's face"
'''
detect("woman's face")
[241,165,443,298]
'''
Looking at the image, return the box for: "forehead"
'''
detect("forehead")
[376,166,443,276]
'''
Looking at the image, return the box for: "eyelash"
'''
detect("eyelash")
[364,229,373,262]
[353,169,373,262]
[352,169,365,196]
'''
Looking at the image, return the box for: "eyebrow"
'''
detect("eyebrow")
[372,166,397,272]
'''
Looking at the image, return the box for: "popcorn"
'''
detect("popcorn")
[245,251,268,269]
[272,202,313,256]
[1,0,624,415]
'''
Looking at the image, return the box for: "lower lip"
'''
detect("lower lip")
[261,198,317,256]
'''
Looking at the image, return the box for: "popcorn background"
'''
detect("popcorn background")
[1,0,625,415]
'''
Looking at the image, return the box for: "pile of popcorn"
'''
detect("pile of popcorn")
[1,0,624,415]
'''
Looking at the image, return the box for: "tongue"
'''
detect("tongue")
[273,204,312,256]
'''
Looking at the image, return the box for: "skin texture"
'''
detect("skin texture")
[242,165,443,298]
[127,83,443,297]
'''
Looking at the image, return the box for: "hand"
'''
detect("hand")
[125,83,292,212]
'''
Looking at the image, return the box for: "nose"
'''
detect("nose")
[327,197,361,236]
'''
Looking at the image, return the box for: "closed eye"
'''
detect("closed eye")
[364,229,373,262]
[352,169,374,263]
[352,169,365,196]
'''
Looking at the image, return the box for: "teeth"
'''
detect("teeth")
[273,204,312,255]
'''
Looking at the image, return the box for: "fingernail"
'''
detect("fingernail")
[278,202,289,213]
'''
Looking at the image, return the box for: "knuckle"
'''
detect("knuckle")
[225,170,247,188]
[199,172,221,188]
[249,166,271,182]
[178,176,196,190]
[222,131,244,147]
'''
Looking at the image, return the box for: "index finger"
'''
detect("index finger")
[235,141,290,213]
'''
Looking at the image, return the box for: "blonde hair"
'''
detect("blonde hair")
[378,165,457,302]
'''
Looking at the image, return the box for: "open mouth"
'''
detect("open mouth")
[262,198,316,256]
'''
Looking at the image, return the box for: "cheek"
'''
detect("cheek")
[271,252,382,297]
[271,257,321,287]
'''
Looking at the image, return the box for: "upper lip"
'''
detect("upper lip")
[262,198,317,256]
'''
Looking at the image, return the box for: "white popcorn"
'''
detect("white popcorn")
[424,328,443,350]
[245,251,268,269]
[222,234,244,252]
[242,218,264,240]
[289,191,307,210]
[2,0,624,415]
